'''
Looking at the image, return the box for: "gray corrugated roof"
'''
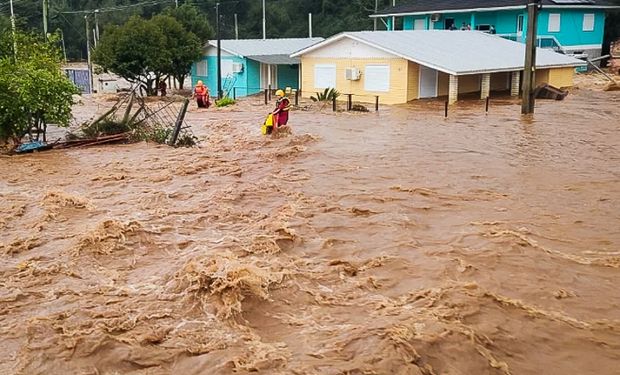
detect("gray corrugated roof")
[292,31,586,75]
[250,54,300,65]
[207,38,323,64]
[372,0,620,16]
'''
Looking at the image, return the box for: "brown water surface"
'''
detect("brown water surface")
[1,89,619,374]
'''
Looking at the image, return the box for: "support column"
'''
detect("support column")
[481,73,490,99]
[448,75,459,104]
[511,71,520,96]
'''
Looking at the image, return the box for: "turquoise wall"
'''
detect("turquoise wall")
[245,60,261,96]
[277,65,299,90]
[536,9,605,47]
[191,56,301,98]
[399,8,606,48]
[191,55,247,98]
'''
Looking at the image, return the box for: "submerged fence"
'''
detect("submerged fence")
[332,94,380,112]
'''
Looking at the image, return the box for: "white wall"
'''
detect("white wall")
[204,46,234,57]
[305,37,397,59]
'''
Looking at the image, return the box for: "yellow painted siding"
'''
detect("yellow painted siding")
[535,69,550,87]
[407,61,420,101]
[300,57,409,104]
[459,75,481,94]
[548,67,574,88]
[438,72,449,97]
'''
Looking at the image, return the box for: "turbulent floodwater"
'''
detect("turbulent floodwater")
[1,88,619,375]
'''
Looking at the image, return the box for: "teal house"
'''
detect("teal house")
[371,0,620,59]
[191,38,323,98]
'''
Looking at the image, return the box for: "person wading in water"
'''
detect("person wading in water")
[193,80,210,108]
[269,89,291,134]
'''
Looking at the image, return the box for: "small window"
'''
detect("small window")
[548,13,561,32]
[364,65,390,92]
[196,60,208,76]
[583,13,595,31]
[221,60,234,77]
[314,64,337,89]
[414,19,426,30]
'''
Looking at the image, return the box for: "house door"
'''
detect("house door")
[444,18,455,30]
[260,64,278,89]
[419,66,438,98]
[516,15,524,37]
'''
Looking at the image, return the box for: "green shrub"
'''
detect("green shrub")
[311,88,340,102]
[216,97,236,107]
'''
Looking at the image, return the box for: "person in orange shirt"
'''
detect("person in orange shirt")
[193,80,210,108]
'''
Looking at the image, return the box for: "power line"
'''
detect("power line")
[59,0,173,15]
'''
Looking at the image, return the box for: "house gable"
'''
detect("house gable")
[304,37,398,59]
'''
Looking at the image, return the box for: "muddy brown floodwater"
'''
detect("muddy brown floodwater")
[1,87,619,375]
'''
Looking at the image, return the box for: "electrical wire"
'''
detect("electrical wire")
[59,0,174,15]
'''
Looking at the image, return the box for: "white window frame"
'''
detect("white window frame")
[196,60,208,77]
[548,13,561,33]
[314,64,337,89]
[364,64,390,92]
[582,13,595,32]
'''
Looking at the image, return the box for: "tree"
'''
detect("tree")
[0,15,10,34]
[152,14,202,90]
[93,16,169,96]
[164,4,213,43]
[94,15,202,94]
[0,31,78,144]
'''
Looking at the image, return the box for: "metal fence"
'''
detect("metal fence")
[64,69,91,94]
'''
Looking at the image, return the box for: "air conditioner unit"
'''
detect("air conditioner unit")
[232,63,244,73]
[430,13,441,22]
[345,67,361,81]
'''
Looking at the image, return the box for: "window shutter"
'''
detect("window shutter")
[583,14,595,32]
[314,64,337,89]
[364,65,390,92]
[196,61,208,77]
[548,13,561,32]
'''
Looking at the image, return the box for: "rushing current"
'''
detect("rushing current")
[1,84,619,375]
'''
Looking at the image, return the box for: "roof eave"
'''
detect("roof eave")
[205,42,243,57]
[370,4,620,18]
[458,63,586,76]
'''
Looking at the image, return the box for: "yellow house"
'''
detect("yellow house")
[291,30,585,105]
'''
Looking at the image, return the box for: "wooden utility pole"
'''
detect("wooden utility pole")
[262,0,266,40]
[94,9,100,45]
[42,0,48,39]
[392,0,396,30]
[234,13,239,39]
[216,2,222,99]
[522,0,541,114]
[373,0,378,31]
[9,0,17,58]
[85,15,94,94]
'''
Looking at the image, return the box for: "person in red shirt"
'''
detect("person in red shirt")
[272,89,291,131]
